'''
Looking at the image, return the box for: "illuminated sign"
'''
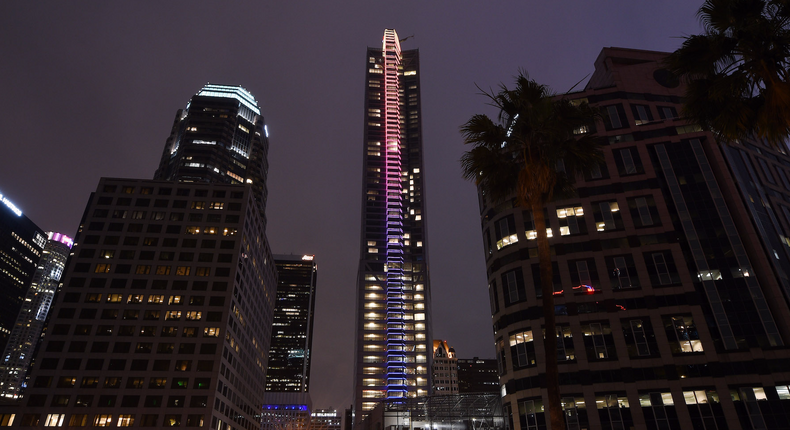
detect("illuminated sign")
[48,232,74,249]
[0,192,22,217]
[301,255,314,261]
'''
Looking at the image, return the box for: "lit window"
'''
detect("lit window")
[175,266,191,276]
[148,295,164,304]
[204,327,220,337]
[165,311,182,320]
[95,263,111,273]
[116,415,134,427]
[44,414,65,427]
[92,415,112,427]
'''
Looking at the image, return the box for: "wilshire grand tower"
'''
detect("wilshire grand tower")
[353,29,432,419]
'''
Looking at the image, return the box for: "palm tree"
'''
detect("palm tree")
[665,0,790,145]
[461,73,602,430]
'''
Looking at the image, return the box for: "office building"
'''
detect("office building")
[311,408,341,430]
[261,392,312,430]
[1,179,276,429]
[155,84,271,229]
[353,29,432,418]
[0,232,73,399]
[0,84,277,430]
[456,358,498,394]
[478,48,790,429]
[0,192,46,354]
[431,340,458,395]
[266,255,317,393]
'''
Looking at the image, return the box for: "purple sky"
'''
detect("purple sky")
[0,1,703,411]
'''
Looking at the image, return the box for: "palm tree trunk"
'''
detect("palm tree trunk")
[532,203,563,430]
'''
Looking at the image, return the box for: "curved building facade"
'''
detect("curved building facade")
[478,48,790,429]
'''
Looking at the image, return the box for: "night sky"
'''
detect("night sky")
[1,1,702,411]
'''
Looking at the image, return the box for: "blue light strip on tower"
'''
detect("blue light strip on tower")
[382,29,407,400]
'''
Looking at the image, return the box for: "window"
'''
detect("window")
[518,399,545,430]
[581,323,616,360]
[639,392,679,430]
[95,264,112,273]
[595,201,621,231]
[561,396,588,430]
[632,104,653,125]
[605,105,625,129]
[657,106,677,120]
[646,251,679,286]
[509,331,536,368]
[502,269,525,305]
[44,414,65,427]
[93,415,113,427]
[568,259,598,293]
[733,387,768,429]
[628,196,658,227]
[557,206,585,236]
[623,319,658,358]
[555,325,575,362]
[117,415,135,427]
[175,266,191,276]
[683,390,724,430]
[495,215,518,249]
[596,394,632,430]
[606,255,638,289]
[665,315,703,353]
[614,147,644,175]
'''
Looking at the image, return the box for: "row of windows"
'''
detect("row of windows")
[51,322,221,335]
[80,236,237,249]
[37,356,217,373]
[491,197,660,252]
[78,249,234,262]
[498,315,701,374]
[492,250,683,311]
[86,222,239,237]
[56,308,223,322]
[101,184,243,199]
[92,209,240,223]
[88,264,223,277]
[510,385,789,430]
[2,412,205,428]
[66,278,228,291]
[94,196,242,211]
[63,293,224,306]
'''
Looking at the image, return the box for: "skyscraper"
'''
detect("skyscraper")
[353,29,432,419]
[155,84,270,229]
[0,85,278,430]
[0,232,72,399]
[430,340,457,395]
[477,48,790,429]
[266,255,318,393]
[0,192,46,355]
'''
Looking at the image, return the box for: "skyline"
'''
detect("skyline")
[0,1,703,410]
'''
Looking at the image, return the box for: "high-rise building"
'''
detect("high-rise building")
[266,255,318,393]
[155,84,270,229]
[353,29,432,418]
[0,191,46,354]
[0,84,278,430]
[311,408,342,430]
[456,358,498,394]
[431,340,457,395]
[478,48,790,429]
[0,232,72,399]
